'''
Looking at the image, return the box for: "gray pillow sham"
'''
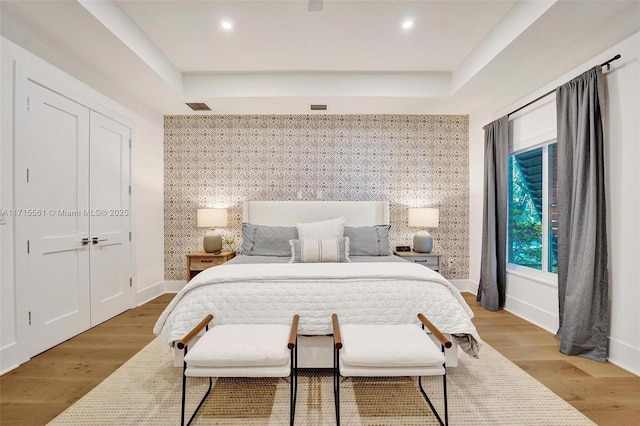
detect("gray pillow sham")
[241,223,298,256]
[344,225,391,256]
[241,223,390,257]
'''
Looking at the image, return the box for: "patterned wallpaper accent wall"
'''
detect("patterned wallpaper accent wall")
[164,115,469,280]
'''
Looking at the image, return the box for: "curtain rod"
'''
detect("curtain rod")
[507,54,621,117]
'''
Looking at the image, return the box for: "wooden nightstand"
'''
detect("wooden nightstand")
[186,251,236,282]
[394,251,441,272]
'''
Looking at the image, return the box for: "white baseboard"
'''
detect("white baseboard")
[164,280,185,293]
[134,280,184,306]
[609,337,640,376]
[504,294,558,334]
[0,362,20,376]
[0,341,23,375]
[449,279,477,294]
[134,281,166,307]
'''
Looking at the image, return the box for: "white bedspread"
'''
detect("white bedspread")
[153,262,481,357]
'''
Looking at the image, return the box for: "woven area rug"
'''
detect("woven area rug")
[49,338,595,425]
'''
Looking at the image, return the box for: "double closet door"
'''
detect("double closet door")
[24,80,131,356]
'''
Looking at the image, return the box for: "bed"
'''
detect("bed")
[154,201,481,367]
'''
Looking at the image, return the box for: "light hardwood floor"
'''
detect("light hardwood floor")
[466,293,640,426]
[1,293,638,425]
[0,294,174,425]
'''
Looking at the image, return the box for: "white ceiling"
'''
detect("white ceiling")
[1,0,639,118]
[116,0,517,72]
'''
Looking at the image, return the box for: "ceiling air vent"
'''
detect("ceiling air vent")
[186,102,211,111]
[310,104,327,111]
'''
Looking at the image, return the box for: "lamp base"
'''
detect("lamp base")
[203,230,222,253]
[413,230,433,253]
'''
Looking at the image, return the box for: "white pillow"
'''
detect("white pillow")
[289,238,350,263]
[296,217,345,240]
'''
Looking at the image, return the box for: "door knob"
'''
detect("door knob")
[81,237,90,245]
[92,237,108,244]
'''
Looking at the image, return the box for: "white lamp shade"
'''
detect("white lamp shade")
[408,208,439,228]
[197,208,228,228]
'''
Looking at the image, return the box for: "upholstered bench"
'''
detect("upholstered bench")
[332,313,451,426]
[178,314,299,426]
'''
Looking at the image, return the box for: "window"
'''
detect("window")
[508,142,557,274]
[548,144,558,273]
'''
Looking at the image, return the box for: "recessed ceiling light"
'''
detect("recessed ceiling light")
[402,20,414,30]
[221,21,233,30]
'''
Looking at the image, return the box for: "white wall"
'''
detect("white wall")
[130,117,166,304]
[468,32,640,375]
[0,39,23,373]
[0,37,165,373]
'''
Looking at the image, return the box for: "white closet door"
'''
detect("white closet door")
[26,81,91,356]
[89,111,131,326]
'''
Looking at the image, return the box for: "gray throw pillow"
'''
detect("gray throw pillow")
[343,225,391,256]
[242,223,298,256]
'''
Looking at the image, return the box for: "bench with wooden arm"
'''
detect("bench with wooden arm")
[177,314,213,350]
[418,313,452,349]
[178,313,300,426]
[330,312,451,426]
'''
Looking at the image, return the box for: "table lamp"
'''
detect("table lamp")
[197,208,228,253]
[408,208,439,253]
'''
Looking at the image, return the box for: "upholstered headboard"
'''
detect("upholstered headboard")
[243,201,390,226]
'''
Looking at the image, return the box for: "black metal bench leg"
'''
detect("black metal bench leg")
[181,366,187,426]
[182,376,212,426]
[333,346,340,426]
[418,375,447,426]
[290,342,298,426]
[181,342,213,426]
[443,373,448,426]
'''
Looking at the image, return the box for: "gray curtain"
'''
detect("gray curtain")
[477,116,509,311]
[555,66,609,362]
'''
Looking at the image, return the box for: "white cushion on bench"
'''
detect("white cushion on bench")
[341,324,445,368]
[184,324,290,368]
[185,364,291,378]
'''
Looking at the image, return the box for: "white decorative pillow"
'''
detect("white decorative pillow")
[296,217,345,240]
[289,238,350,263]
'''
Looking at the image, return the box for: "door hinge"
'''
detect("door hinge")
[129,231,132,242]
[128,185,131,196]
[26,168,30,182]
[129,277,132,288]
[28,311,31,325]
[26,96,30,111]
[129,138,132,149]
[27,240,30,254]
